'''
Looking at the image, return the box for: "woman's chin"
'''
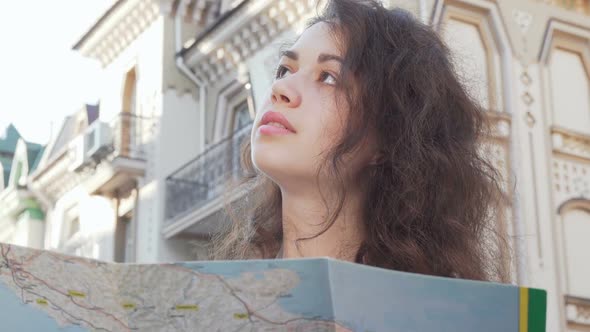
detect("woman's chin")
[251,155,289,177]
[252,155,305,182]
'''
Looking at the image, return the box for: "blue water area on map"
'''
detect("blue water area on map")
[178,259,334,322]
[179,258,526,332]
[328,260,521,332]
[0,283,88,332]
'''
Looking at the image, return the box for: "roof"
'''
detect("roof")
[25,142,44,174]
[0,124,45,187]
[0,124,21,153]
[1,158,10,187]
[46,104,99,162]
[72,0,127,50]
[0,124,22,185]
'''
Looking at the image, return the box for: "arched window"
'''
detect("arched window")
[444,18,490,108]
[121,67,138,157]
[122,68,137,115]
[213,80,254,142]
[546,33,590,134]
[437,2,506,112]
[560,203,590,298]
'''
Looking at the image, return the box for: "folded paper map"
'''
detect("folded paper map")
[0,243,546,331]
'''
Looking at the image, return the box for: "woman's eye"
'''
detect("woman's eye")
[275,65,290,79]
[320,71,337,85]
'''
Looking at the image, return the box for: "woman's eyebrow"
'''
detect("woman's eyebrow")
[317,53,343,64]
[280,50,298,60]
[279,50,343,64]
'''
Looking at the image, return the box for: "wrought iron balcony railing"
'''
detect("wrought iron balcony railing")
[164,122,253,225]
[106,112,150,161]
[76,112,151,166]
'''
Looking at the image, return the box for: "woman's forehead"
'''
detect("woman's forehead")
[287,22,343,59]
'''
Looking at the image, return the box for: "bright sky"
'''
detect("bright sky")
[0,0,115,145]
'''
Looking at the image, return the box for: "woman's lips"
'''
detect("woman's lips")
[259,111,297,133]
[258,124,295,136]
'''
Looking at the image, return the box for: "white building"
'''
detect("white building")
[0,124,45,249]
[157,0,590,330]
[4,0,589,331]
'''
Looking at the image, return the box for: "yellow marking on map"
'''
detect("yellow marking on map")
[234,313,249,319]
[36,298,48,305]
[122,303,136,309]
[175,304,199,311]
[67,290,86,298]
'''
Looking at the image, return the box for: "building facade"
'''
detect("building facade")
[168,0,590,331]
[0,125,45,249]
[1,0,587,331]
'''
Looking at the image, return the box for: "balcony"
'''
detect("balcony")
[78,112,151,196]
[30,112,151,203]
[163,122,252,237]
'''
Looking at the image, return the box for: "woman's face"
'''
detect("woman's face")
[251,22,375,191]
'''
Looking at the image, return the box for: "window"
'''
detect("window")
[443,18,490,109]
[121,67,138,157]
[437,2,507,112]
[69,217,80,238]
[122,68,137,114]
[232,100,252,132]
[548,44,590,134]
[562,207,590,298]
[541,23,590,134]
[213,80,254,142]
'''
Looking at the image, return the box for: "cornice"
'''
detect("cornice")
[73,0,162,67]
[551,125,590,162]
[29,147,87,204]
[182,0,318,84]
[536,0,590,17]
[566,295,590,327]
[74,0,225,67]
[486,111,512,140]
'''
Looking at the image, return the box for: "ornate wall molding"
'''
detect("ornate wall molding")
[551,157,590,209]
[512,8,533,35]
[537,0,590,16]
[74,0,162,66]
[487,111,512,140]
[182,0,318,84]
[551,125,590,207]
[30,149,87,204]
[432,0,514,114]
[160,0,223,23]
[539,20,590,66]
[552,126,590,162]
[566,295,590,327]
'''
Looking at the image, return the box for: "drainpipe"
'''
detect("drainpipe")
[26,181,54,249]
[174,15,207,152]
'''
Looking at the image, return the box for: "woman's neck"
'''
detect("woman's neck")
[279,186,366,262]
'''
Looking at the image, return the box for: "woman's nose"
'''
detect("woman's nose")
[270,79,301,108]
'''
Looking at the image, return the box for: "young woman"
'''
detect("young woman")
[214,0,510,283]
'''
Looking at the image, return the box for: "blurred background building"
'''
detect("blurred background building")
[0,0,588,331]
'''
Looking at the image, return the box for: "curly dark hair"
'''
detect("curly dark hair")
[212,0,512,282]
